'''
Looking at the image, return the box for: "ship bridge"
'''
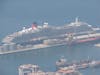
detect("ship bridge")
[1,18,99,47]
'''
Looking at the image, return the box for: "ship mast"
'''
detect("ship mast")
[75,17,79,25]
[67,18,79,45]
[75,17,78,23]
[74,17,79,37]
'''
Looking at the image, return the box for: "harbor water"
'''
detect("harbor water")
[0,43,100,75]
[0,0,100,75]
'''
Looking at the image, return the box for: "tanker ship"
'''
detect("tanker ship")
[0,18,100,54]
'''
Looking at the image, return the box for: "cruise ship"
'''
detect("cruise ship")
[0,18,100,54]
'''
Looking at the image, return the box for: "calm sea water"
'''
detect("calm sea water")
[0,0,100,75]
[0,44,100,75]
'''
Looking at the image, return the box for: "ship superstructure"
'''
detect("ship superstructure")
[0,18,100,54]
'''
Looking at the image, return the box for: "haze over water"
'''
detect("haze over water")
[0,0,100,75]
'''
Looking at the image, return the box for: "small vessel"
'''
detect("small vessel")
[19,64,82,75]
[56,58,100,70]
[0,18,100,54]
[94,43,100,47]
